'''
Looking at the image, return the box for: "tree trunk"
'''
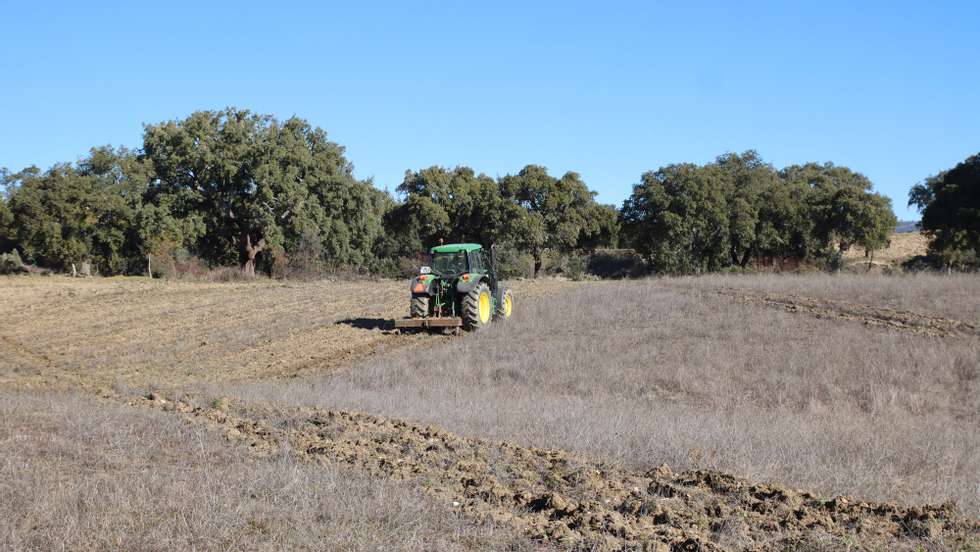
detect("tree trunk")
[242,234,266,277]
[532,252,542,278]
[739,248,754,268]
[834,242,848,273]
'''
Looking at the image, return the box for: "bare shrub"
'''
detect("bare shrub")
[203,265,255,282]
[0,250,28,274]
[280,232,323,280]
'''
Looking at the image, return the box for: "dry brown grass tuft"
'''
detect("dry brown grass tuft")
[0,392,534,551]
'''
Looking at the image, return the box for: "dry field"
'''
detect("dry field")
[0,276,574,391]
[843,231,930,272]
[1,273,978,550]
[0,393,530,551]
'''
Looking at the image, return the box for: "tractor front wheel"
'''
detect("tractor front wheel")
[495,287,513,320]
[462,283,492,331]
[410,296,428,318]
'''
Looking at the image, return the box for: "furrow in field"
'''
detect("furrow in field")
[135,393,980,552]
[716,288,979,338]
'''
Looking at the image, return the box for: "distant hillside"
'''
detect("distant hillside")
[843,231,929,272]
[895,220,920,233]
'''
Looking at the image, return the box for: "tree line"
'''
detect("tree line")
[1,107,965,278]
[622,152,897,273]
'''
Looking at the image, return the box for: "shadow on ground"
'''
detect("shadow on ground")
[336,318,393,331]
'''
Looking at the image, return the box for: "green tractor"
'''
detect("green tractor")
[393,243,513,333]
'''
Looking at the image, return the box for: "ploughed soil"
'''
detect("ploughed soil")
[135,392,980,551]
[0,276,573,391]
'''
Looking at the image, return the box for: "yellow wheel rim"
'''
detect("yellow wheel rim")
[478,291,491,324]
[503,294,513,318]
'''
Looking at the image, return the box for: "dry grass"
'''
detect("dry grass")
[221,278,980,516]
[673,271,980,323]
[843,231,930,263]
[0,391,533,551]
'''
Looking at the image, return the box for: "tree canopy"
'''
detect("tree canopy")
[622,152,896,273]
[499,165,618,273]
[141,108,387,275]
[385,164,617,275]
[909,152,980,268]
[3,149,144,274]
[384,166,523,257]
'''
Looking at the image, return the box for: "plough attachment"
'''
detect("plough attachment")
[393,316,463,329]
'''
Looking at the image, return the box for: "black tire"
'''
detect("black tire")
[410,295,428,318]
[495,287,513,320]
[462,283,492,331]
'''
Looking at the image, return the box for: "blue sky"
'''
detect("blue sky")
[1,1,977,220]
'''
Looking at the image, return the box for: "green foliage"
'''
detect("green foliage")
[909,153,980,269]
[499,165,616,274]
[621,163,730,274]
[490,243,534,279]
[384,166,509,256]
[386,164,615,276]
[562,254,588,281]
[585,249,645,279]
[0,188,14,253]
[623,153,897,274]
[715,151,778,266]
[142,108,387,275]
[4,148,144,275]
[783,162,896,268]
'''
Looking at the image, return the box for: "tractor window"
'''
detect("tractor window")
[469,250,484,272]
[431,252,467,275]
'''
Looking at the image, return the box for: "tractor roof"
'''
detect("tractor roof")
[430,243,483,254]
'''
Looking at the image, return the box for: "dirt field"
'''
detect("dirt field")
[0,276,574,391]
[1,274,978,551]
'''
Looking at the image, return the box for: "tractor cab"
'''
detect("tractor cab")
[427,243,488,277]
[430,251,466,276]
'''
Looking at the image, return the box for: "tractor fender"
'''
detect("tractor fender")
[456,275,489,295]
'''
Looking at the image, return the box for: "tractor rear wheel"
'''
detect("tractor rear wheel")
[495,287,513,320]
[462,283,492,331]
[410,296,428,318]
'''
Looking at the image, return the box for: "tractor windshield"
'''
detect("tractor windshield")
[431,252,467,276]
